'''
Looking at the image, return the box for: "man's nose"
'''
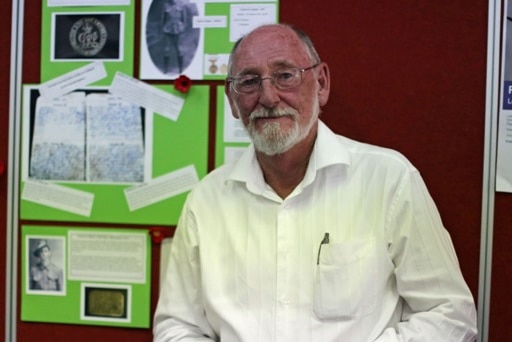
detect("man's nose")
[258,78,280,108]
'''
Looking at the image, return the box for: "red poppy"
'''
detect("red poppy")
[149,226,171,244]
[174,74,192,93]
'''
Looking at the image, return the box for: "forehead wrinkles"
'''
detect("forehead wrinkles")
[232,27,310,73]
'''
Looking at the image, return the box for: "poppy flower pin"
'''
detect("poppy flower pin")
[149,226,171,244]
[174,74,192,93]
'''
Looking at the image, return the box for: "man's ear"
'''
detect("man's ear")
[225,83,240,119]
[316,62,330,107]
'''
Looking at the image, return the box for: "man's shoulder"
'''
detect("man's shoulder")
[317,121,415,172]
[336,134,416,172]
[191,163,235,193]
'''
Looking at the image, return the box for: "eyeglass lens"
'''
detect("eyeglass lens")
[233,68,303,94]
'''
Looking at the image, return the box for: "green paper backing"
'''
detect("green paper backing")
[20,84,209,225]
[21,225,151,328]
[40,1,135,85]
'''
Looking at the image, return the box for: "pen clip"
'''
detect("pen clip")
[321,232,330,245]
[317,232,330,265]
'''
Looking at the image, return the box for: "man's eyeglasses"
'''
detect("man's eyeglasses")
[227,63,320,95]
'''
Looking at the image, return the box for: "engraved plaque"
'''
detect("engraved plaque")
[53,13,122,60]
[69,17,108,57]
[85,288,127,318]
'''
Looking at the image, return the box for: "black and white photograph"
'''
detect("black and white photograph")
[26,236,66,295]
[52,12,124,61]
[145,0,200,76]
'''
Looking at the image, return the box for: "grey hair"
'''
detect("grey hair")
[227,24,321,77]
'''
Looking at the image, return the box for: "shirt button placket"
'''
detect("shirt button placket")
[275,202,290,341]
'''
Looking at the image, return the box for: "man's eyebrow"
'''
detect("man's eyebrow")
[233,61,297,77]
[270,61,296,69]
[233,67,260,77]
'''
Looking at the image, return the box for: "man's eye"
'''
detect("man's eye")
[275,70,296,81]
[238,77,260,87]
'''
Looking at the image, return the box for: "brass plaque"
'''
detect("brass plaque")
[86,288,126,318]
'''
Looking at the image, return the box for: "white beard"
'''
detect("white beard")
[237,99,320,156]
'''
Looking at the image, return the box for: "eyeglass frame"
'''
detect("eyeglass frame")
[226,63,321,95]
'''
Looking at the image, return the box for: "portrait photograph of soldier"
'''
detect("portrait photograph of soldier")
[52,13,123,60]
[27,237,66,295]
[145,0,200,75]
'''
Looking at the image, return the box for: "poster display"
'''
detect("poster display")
[140,0,279,80]
[15,0,280,332]
[40,0,135,85]
[497,0,512,192]
[20,84,210,225]
[21,225,151,328]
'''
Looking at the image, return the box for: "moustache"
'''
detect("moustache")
[249,108,298,122]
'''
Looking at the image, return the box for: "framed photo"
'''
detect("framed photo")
[26,236,66,296]
[51,12,124,61]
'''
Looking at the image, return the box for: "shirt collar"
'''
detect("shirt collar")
[227,120,351,195]
[312,120,351,170]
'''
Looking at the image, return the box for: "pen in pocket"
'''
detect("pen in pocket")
[316,232,330,265]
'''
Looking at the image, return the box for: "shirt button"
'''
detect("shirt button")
[280,296,290,305]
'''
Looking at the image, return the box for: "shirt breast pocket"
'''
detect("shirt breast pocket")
[313,238,378,321]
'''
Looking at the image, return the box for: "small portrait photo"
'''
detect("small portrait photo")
[145,0,200,75]
[26,236,66,295]
[51,12,124,61]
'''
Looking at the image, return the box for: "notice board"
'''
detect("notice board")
[5,0,499,341]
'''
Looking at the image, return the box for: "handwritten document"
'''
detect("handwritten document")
[86,93,145,183]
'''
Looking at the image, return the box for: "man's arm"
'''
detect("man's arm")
[153,200,217,342]
[377,171,477,341]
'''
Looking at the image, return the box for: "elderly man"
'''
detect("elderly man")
[153,23,477,341]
